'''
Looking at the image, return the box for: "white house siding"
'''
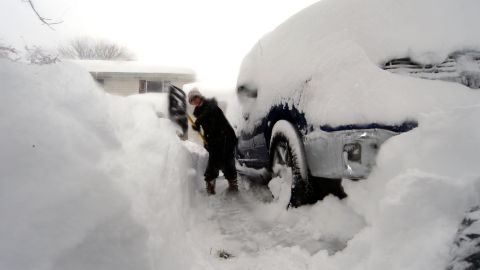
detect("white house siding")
[102,77,139,96]
[98,77,193,96]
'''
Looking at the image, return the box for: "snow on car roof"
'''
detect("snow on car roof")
[237,0,480,128]
[269,0,480,66]
[72,60,196,75]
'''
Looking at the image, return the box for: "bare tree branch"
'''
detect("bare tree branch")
[23,0,63,30]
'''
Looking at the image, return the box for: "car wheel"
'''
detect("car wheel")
[270,120,313,207]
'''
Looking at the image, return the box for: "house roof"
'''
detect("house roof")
[71,60,196,81]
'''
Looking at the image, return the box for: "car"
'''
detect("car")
[234,0,480,207]
[448,206,480,270]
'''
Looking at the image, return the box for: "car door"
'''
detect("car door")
[168,85,188,138]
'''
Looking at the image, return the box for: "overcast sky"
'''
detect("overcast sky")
[0,0,319,88]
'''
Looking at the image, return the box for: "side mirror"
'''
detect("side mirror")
[237,84,258,98]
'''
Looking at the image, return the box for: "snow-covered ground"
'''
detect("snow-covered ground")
[2,56,480,270]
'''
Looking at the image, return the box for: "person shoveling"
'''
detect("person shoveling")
[188,88,238,195]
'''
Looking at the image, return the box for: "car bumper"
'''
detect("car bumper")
[303,128,397,179]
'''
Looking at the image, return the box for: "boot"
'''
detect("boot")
[206,180,216,195]
[227,179,238,193]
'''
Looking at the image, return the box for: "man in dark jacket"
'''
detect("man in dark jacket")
[188,88,238,195]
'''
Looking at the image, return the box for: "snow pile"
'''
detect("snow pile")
[123,92,169,118]
[0,60,204,270]
[197,105,480,270]
[237,0,480,129]
[335,106,480,270]
[0,57,479,270]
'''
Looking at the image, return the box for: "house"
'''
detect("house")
[74,60,196,96]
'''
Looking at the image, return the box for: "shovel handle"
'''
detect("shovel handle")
[187,114,207,145]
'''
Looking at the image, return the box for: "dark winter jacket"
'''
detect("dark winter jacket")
[193,98,236,149]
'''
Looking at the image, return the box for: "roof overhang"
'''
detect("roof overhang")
[71,60,196,82]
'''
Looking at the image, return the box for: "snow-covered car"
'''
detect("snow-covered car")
[235,0,480,206]
[448,206,480,270]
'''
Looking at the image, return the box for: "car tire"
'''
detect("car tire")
[269,120,314,207]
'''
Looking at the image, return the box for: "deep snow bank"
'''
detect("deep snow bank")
[0,60,204,270]
[336,106,480,270]
[213,107,480,270]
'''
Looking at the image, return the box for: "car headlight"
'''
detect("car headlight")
[344,143,361,162]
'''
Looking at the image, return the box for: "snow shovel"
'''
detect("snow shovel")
[187,114,207,145]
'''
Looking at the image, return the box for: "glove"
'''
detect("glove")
[192,123,200,131]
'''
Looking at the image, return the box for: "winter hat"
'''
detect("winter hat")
[188,88,203,103]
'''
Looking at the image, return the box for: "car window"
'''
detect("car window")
[383,51,480,89]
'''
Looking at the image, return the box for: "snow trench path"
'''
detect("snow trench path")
[194,176,349,261]
[183,142,365,269]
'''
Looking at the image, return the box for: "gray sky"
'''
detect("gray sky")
[1,0,319,87]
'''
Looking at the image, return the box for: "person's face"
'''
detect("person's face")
[190,96,202,106]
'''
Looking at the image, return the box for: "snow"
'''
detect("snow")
[202,106,480,270]
[334,108,480,270]
[2,0,480,268]
[237,0,480,130]
[124,92,169,118]
[0,59,204,270]
[1,53,480,270]
[1,58,364,270]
